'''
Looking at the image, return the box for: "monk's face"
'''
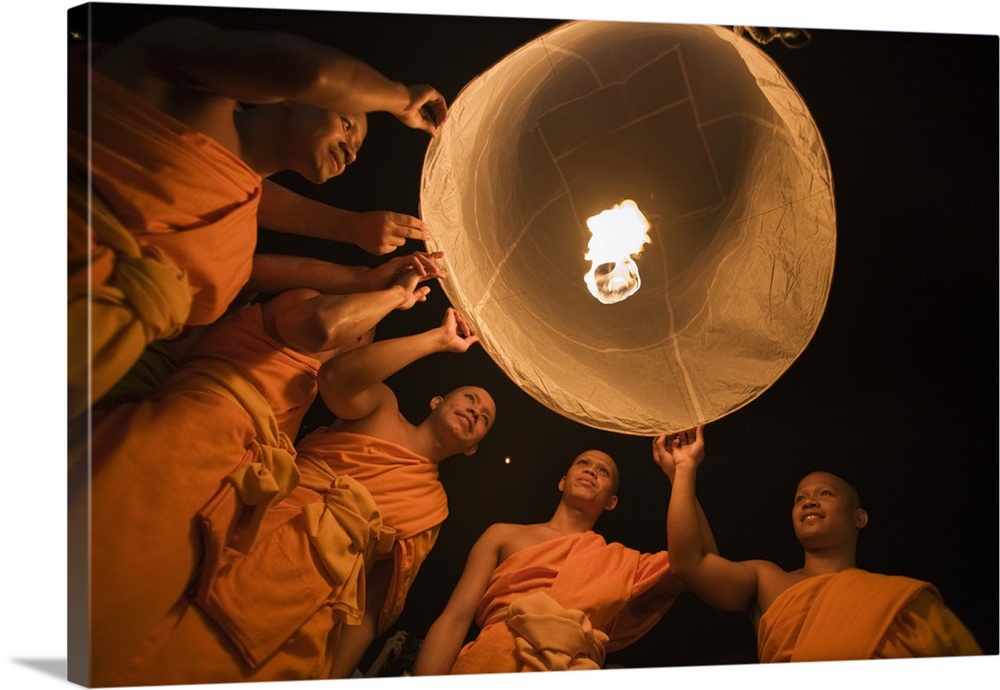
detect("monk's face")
[427,386,496,457]
[791,472,867,548]
[559,450,619,511]
[285,105,367,183]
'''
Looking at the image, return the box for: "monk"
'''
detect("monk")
[68,15,447,418]
[287,306,498,677]
[665,425,983,662]
[412,434,714,675]
[72,265,463,686]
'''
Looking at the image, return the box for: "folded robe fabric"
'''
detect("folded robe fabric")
[757,568,983,662]
[68,47,261,417]
[81,311,335,686]
[451,531,683,674]
[506,591,610,671]
[295,430,448,633]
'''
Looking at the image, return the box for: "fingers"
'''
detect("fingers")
[395,215,430,242]
[404,84,449,136]
[453,310,472,338]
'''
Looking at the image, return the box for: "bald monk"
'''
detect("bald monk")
[68,16,446,418]
[286,306,496,677]
[412,435,714,675]
[665,426,983,662]
[74,266,454,686]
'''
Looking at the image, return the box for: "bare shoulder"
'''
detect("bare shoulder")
[90,17,247,153]
[331,387,410,440]
[491,523,564,565]
[751,560,810,614]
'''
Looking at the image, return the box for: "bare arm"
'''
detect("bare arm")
[259,273,430,360]
[106,17,446,133]
[258,180,431,254]
[318,307,479,421]
[248,250,444,296]
[652,427,718,555]
[412,526,505,675]
[664,428,762,614]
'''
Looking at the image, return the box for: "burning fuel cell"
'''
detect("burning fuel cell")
[583,200,651,305]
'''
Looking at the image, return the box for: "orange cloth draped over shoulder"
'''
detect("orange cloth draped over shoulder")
[758,568,983,662]
[295,429,448,633]
[451,531,683,674]
[80,310,388,686]
[67,47,261,419]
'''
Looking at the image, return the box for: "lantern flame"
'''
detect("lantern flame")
[583,200,651,304]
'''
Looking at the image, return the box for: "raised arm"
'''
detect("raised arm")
[258,180,431,255]
[653,427,718,555]
[248,250,445,296]
[259,267,433,361]
[663,426,762,614]
[412,525,505,676]
[318,307,479,422]
[101,17,446,134]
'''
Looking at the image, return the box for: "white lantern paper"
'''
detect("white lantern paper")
[421,21,836,435]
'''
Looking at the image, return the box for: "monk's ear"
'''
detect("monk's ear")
[462,443,479,457]
[854,508,869,530]
[604,495,619,512]
[558,476,566,492]
[429,395,444,410]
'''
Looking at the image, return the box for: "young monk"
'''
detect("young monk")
[68,15,447,418]
[291,307,497,677]
[412,431,714,675]
[72,271,485,685]
[665,425,982,662]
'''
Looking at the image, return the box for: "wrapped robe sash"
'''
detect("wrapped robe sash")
[451,531,682,674]
[68,47,261,417]
[296,430,448,633]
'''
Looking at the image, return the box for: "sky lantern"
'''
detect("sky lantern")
[421,21,836,435]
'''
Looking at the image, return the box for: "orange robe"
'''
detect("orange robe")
[80,305,391,686]
[68,46,262,418]
[294,430,448,634]
[451,531,683,674]
[758,568,983,662]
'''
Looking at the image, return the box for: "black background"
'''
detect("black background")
[69,1,998,673]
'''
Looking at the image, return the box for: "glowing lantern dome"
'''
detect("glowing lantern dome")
[421,21,835,435]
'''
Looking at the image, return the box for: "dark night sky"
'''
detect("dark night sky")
[30,2,1000,688]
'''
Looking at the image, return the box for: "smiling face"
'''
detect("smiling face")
[427,386,496,457]
[285,104,367,183]
[559,450,619,511]
[791,472,867,549]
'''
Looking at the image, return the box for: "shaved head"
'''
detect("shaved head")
[797,471,862,511]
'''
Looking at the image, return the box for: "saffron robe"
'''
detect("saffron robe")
[451,531,683,674]
[758,568,983,662]
[81,307,388,686]
[294,430,448,634]
[68,48,261,418]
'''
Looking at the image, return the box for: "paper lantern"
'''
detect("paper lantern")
[421,21,835,435]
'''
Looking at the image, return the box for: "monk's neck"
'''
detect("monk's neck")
[799,547,857,577]
[233,106,286,178]
[545,502,599,535]
[408,424,463,465]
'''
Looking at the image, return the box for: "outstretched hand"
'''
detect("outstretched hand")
[372,251,447,290]
[652,425,705,481]
[349,210,431,255]
[397,84,448,136]
[436,307,479,353]
[393,269,432,311]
